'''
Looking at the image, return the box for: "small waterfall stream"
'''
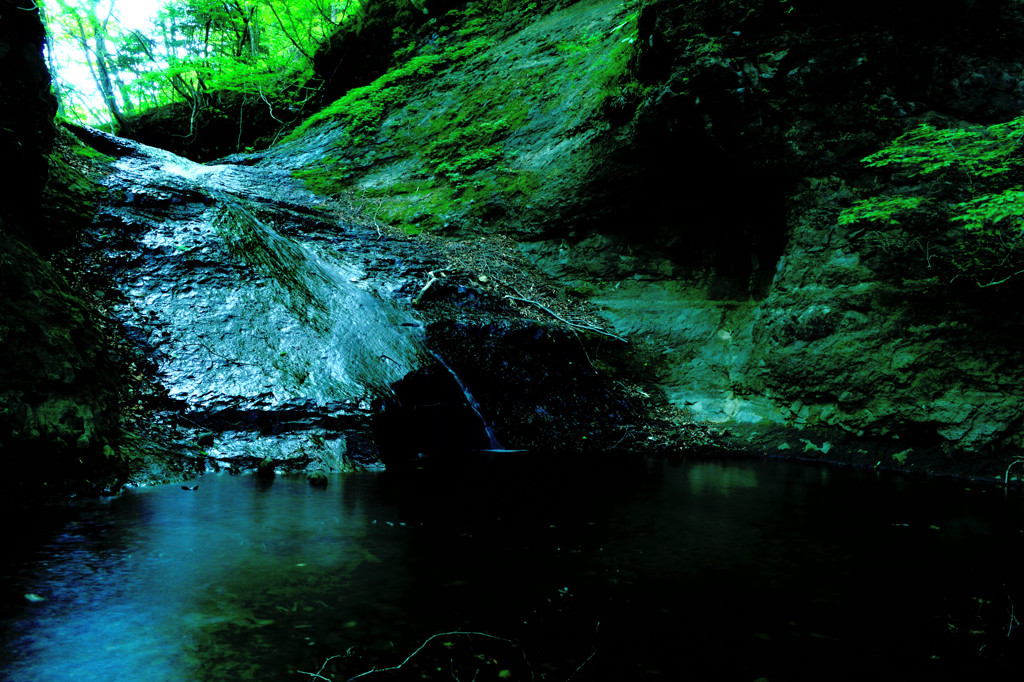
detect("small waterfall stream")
[77,128,520,471]
[87,133,449,470]
[429,351,504,451]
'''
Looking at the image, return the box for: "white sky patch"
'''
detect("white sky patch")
[112,0,165,31]
[43,0,168,124]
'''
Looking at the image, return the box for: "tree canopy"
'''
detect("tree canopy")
[42,0,360,129]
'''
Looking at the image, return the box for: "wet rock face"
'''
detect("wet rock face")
[269,0,1024,466]
[82,133,430,474]
[373,316,649,464]
[445,0,1019,469]
[74,129,656,476]
[436,320,640,449]
[373,364,499,461]
[9,0,1019,484]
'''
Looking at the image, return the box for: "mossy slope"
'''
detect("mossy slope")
[290,0,639,235]
[281,0,1024,476]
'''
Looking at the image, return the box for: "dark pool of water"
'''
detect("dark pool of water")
[1,456,1022,681]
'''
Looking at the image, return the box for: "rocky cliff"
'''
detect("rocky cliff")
[282,0,1024,475]
[6,0,1024,490]
[584,0,1024,471]
[0,1,126,497]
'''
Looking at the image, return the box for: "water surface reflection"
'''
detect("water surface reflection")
[1,458,1021,681]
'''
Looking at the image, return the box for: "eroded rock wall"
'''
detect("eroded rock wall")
[534,0,1024,468]
[0,1,122,495]
[267,0,1024,472]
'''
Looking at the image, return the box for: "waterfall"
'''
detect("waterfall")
[429,352,504,451]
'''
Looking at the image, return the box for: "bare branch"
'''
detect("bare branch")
[505,290,627,342]
[297,654,344,681]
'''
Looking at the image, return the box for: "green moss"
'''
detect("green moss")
[556,30,605,54]
[290,4,503,200]
[371,183,457,235]
[362,178,440,198]
[292,155,356,196]
[593,10,641,109]
[287,2,494,145]
[504,168,543,196]
[292,0,636,234]
[70,141,115,163]
[39,128,112,253]
[295,48,536,208]
[0,229,119,460]
[409,73,537,198]
[286,53,447,142]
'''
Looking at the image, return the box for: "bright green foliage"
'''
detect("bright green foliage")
[839,196,929,226]
[859,119,1024,179]
[952,189,1024,231]
[43,0,361,128]
[840,116,1024,286]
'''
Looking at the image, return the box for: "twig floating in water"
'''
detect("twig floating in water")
[566,648,598,681]
[297,654,344,681]
[345,631,514,681]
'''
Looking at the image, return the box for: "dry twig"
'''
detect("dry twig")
[297,654,344,681]
[413,269,446,306]
[506,290,626,342]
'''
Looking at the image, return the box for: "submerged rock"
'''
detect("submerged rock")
[307,471,328,487]
[256,458,276,479]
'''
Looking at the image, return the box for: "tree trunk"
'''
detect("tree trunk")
[71,12,124,129]
[36,2,66,117]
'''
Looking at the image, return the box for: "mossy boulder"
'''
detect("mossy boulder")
[256,457,277,478]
